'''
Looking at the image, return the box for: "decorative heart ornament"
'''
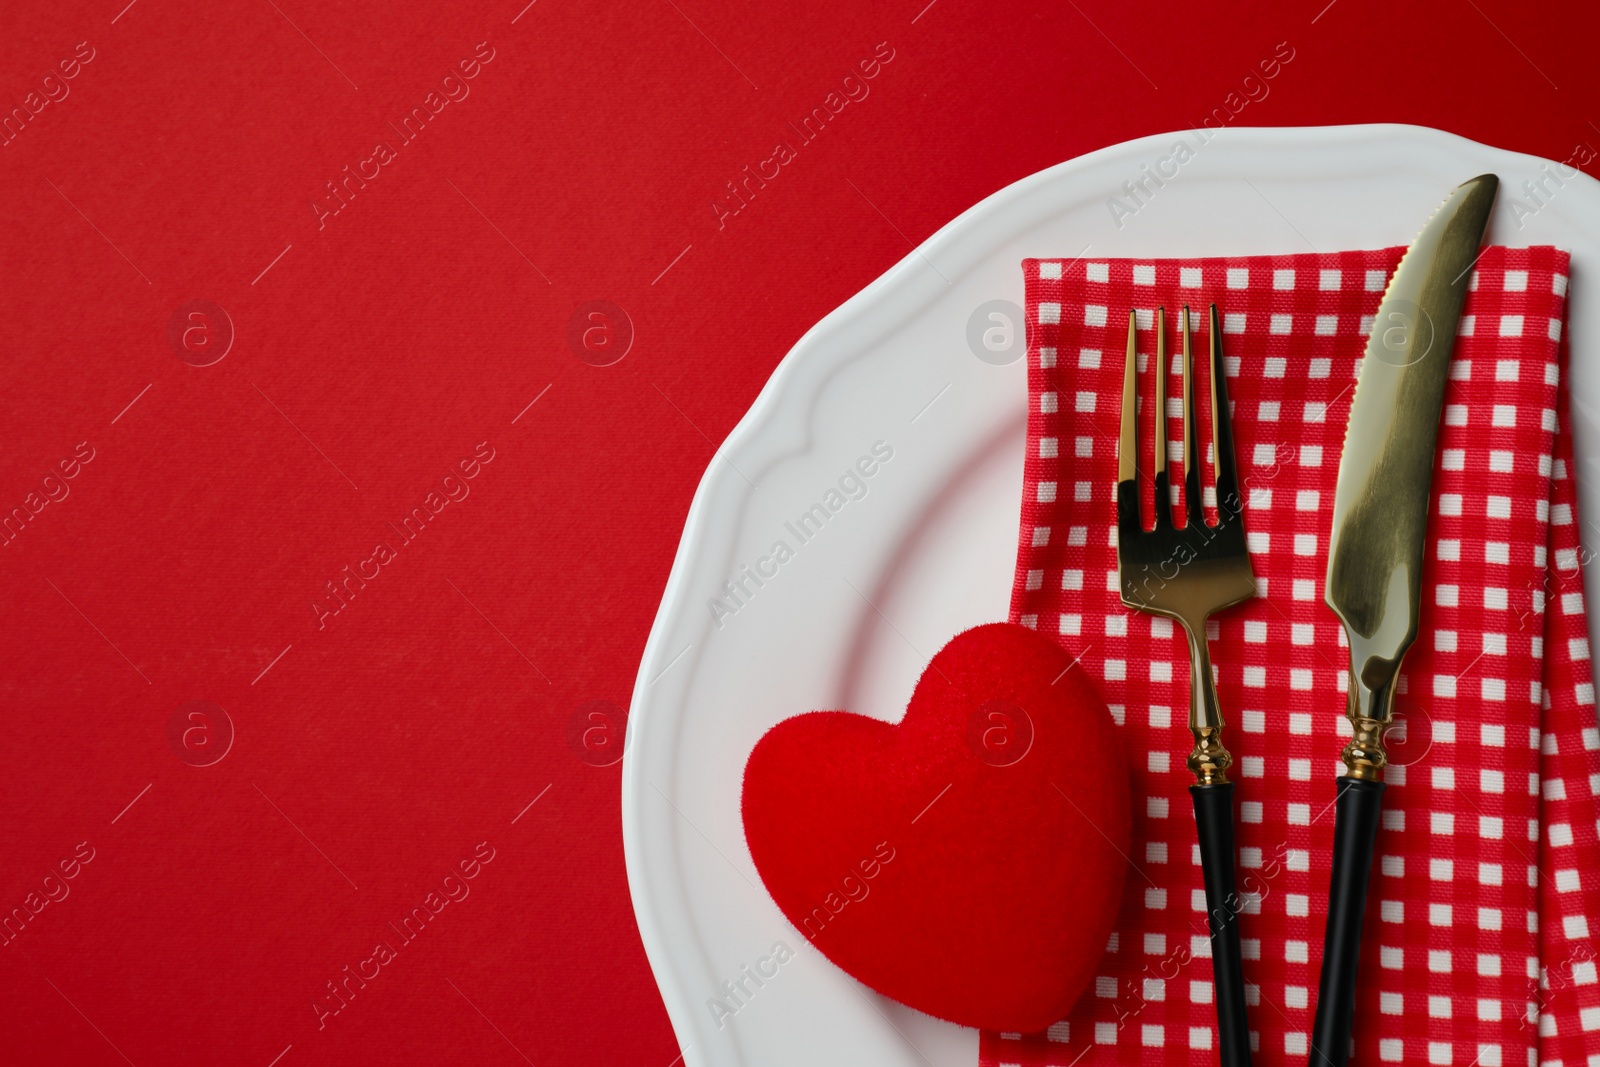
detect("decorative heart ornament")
[741,623,1131,1032]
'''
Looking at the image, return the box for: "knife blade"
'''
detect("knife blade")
[1310,174,1498,1067]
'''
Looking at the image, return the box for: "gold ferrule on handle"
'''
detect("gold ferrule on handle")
[1340,667,1395,782]
[1188,724,1232,786]
[1185,623,1232,786]
[1340,714,1389,781]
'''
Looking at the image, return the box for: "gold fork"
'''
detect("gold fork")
[1115,304,1256,1067]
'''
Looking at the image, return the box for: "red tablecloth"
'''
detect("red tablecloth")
[2,1,1598,1063]
[984,247,1598,1067]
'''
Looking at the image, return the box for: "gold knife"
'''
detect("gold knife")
[1311,174,1499,1067]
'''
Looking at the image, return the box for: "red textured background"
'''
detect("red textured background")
[1,1,1597,1064]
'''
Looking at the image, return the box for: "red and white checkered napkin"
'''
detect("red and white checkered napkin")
[979,248,1600,1067]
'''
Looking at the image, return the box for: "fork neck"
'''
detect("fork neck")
[1179,617,1233,786]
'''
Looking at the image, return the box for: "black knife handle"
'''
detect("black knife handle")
[1191,782,1251,1067]
[1309,776,1387,1067]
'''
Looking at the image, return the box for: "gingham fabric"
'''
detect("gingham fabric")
[981,247,1600,1067]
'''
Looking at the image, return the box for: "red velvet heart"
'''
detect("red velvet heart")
[741,622,1131,1033]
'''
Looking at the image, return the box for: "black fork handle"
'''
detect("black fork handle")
[1192,782,1251,1067]
[1309,777,1386,1067]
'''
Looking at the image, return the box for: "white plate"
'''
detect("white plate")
[622,124,1600,1067]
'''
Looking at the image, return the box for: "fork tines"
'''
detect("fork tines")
[1116,304,1250,600]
